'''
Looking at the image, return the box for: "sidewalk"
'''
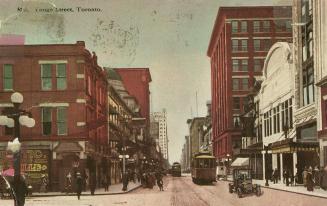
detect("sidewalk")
[29,181,142,197]
[225,175,327,199]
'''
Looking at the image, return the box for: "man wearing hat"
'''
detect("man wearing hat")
[75,172,83,200]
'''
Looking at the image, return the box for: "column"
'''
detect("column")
[293,152,297,177]
[272,153,278,170]
[262,152,266,181]
[280,153,283,183]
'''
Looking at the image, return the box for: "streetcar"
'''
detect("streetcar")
[171,162,182,177]
[191,152,216,184]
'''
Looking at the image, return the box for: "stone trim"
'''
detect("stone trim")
[39,103,69,107]
[76,59,85,63]
[77,122,86,126]
[77,74,85,79]
[0,103,13,107]
[38,60,68,64]
[76,99,86,103]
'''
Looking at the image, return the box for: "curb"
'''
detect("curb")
[220,180,327,199]
[27,185,142,198]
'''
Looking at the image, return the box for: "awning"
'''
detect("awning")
[231,157,249,167]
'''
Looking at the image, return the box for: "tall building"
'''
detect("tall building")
[0,41,108,191]
[150,109,168,160]
[187,117,206,160]
[314,0,327,167]
[207,6,292,162]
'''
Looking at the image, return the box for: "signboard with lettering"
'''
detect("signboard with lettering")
[21,149,50,189]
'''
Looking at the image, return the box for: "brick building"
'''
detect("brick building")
[0,41,108,192]
[207,6,292,162]
[114,68,152,127]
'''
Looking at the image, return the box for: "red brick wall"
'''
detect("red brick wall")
[208,7,292,160]
[115,68,151,123]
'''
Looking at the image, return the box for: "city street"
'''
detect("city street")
[1,175,326,206]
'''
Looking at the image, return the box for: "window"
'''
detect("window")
[42,107,52,135]
[232,79,240,90]
[232,60,239,71]
[241,40,248,51]
[232,40,238,52]
[263,39,271,51]
[273,108,277,134]
[241,78,249,90]
[57,107,67,135]
[303,65,314,105]
[286,20,292,32]
[254,39,261,51]
[233,116,240,128]
[254,59,263,72]
[3,64,13,90]
[241,21,247,33]
[41,64,52,90]
[56,64,66,90]
[263,21,270,32]
[253,21,260,32]
[275,20,285,32]
[241,59,248,71]
[276,105,280,133]
[233,97,240,110]
[232,21,238,33]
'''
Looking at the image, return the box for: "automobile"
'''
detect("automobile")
[228,169,261,198]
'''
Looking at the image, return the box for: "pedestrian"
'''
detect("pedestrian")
[39,174,48,193]
[155,170,164,191]
[12,175,28,206]
[103,174,109,192]
[321,165,327,190]
[302,167,308,187]
[313,166,320,188]
[285,169,290,186]
[76,172,83,200]
[307,167,314,191]
[65,172,72,194]
[273,168,278,184]
[283,169,286,184]
[89,173,96,195]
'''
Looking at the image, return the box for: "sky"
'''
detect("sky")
[0,0,291,164]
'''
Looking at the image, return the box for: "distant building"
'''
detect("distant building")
[207,6,292,163]
[187,117,206,159]
[151,109,168,160]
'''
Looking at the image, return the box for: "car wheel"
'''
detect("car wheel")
[237,188,242,198]
[256,185,261,196]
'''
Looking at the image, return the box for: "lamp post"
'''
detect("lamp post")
[0,92,35,206]
[264,145,269,186]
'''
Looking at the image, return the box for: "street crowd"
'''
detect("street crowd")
[271,165,327,192]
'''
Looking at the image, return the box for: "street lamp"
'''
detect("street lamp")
[0,92,35,206]
[264,145,269,187]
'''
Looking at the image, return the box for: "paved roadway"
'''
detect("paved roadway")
[1,174,326,206]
